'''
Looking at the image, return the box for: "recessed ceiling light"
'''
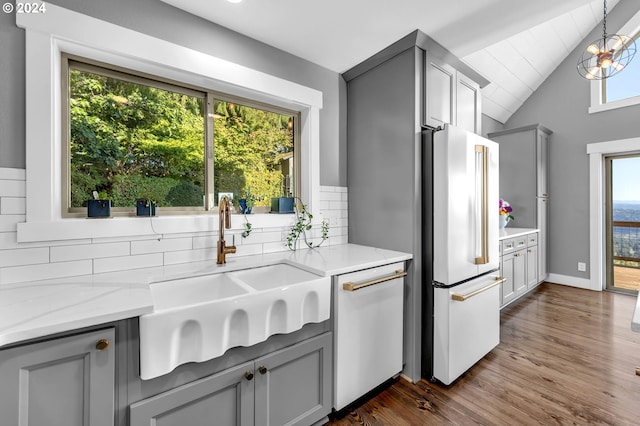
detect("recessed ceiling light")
[227,0,243,3]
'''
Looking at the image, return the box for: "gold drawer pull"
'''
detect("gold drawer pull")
[343,270,406,292]
[451,277,505,302]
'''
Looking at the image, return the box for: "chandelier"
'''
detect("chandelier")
[577,0,636,80]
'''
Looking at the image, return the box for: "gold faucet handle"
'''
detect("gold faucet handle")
[226,245,236,254]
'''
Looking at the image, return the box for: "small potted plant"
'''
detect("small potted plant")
[238,187,255,214]
[499,199,514,228]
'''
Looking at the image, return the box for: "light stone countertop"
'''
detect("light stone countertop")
[0,243,412,348]
[498,227,540,240]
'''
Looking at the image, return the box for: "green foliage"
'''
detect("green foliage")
[69,66,294,210]
[286,200,329,251]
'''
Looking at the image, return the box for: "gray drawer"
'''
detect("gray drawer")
[501,238,517,255]
[501,236,527,255]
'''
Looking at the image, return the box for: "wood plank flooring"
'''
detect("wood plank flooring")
[325,283,640,425]
[614,265,640,292]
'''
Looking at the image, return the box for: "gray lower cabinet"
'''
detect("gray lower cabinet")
[130,332,332,426]
[500,251,517,305]
[0,328,116,426]
[500,231,540,308]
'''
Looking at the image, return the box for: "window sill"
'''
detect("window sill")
[589,94,640,114]
[16,213,298,243]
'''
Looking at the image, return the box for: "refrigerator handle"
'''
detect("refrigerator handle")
[474,145,489,265]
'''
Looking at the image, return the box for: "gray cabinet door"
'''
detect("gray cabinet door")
[527,245,539,288]
[456,72,481,134]
[514,250,527,296]
[501,252,517,306]
[425,57,455,129]
[254,333,331,426]
[130,361,254,426]
[0,328,115,426]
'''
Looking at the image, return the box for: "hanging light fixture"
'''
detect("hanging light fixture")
[577,0,636,80]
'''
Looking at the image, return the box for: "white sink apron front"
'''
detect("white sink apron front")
[139,264,330,380]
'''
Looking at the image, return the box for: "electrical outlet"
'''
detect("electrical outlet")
[578,262,587,272]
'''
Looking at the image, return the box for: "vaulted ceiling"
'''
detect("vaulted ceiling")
[161,0,620,123]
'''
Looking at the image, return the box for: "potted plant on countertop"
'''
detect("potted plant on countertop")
[499,198,514,229]
[286,198,329,250]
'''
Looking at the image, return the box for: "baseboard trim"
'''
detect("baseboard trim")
[546,273,600,291]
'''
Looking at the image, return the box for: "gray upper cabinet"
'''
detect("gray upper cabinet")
[425,57,455,129]
[425,56,482,134]
[0,328,115,426]
[455,72,482,134]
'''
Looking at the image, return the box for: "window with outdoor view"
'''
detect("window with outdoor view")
[63,56,298,216]
[604,32,640,104]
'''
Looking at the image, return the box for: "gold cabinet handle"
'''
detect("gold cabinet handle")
[451,277,505,302]
[258,366,268,375]
[343,270,406,292]
[244,371,254,381]
[95,339,109,350]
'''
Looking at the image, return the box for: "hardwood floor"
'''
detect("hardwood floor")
[614,265,640,292]
[325,283,640,425]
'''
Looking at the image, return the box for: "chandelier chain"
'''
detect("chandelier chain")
[602,0,607,40]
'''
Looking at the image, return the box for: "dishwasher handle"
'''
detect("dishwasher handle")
[451,277,505,301]
[343,270,407,292]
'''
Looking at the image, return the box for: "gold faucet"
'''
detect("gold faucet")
[217,196,236,264]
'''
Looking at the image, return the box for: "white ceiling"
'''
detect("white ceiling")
[161,0,619,123]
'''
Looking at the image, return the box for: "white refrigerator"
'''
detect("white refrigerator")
[429,124,502,385]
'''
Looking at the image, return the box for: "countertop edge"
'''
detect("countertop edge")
[0,243,412,348]
[499,227,539,240]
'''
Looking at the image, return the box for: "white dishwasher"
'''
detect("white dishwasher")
[333,262,406,410]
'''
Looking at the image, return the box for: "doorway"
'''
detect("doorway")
[605,154,640,293]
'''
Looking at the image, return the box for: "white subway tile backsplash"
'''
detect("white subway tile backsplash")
[0,197,26,215]
[0,168,25,181]
[163,248,214,265]
[236,242,266,256]
[0,167,348,284]
[321,191,342,201]
[237,231,282,245]
[0,180,26,197]
[262,241,291,254]
[192,233,216,250]
[0,215,25,232]
[130,237,193,255]
[0,260,93,285]
[50,242,131,262]
[0,247,49,267]
[93,253,164,274]
[329,200,348,210]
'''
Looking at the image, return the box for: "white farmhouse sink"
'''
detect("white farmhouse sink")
[139,263,330,380]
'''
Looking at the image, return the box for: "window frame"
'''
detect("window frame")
[589,9,640,114]
[62,55,300,218]
[16,4,321,243]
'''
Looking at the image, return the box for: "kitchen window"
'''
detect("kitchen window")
[17,4,321,242]
[602,32,640,104]
[62,56,298,217]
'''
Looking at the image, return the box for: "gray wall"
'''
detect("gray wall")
[0,0,346,186]
[481,114,505,138]
[506,0,640,280]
